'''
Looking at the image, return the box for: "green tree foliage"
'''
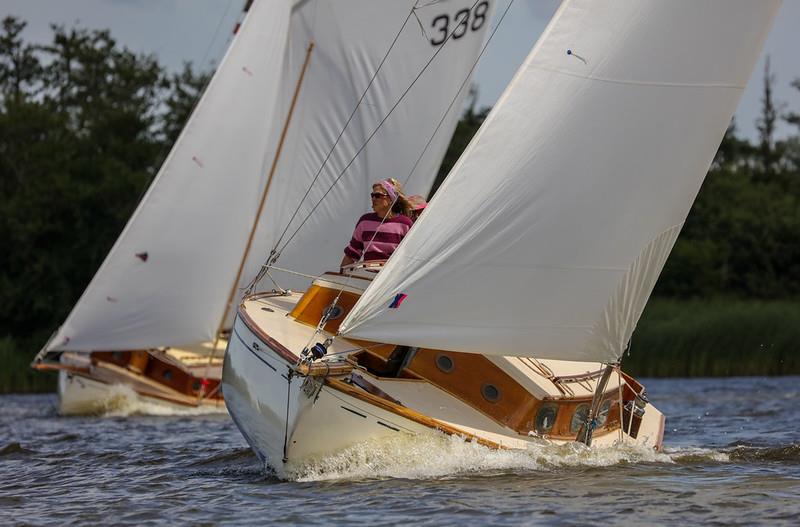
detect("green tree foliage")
[430,85,489,196]
[654,57,800,300]
[0,18,209,373]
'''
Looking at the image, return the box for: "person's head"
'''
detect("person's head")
[407,194,427,221]
[371,179,411,218]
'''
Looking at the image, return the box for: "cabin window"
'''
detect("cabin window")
[192,380,201,391]
[435,353,454,373]
[570,403,590,434]
[595,399,612,428]
[323,304,344,320]
[112,351,124,361]
[162,369,173,381]
[481,383,501,403]
[535,404,558,434]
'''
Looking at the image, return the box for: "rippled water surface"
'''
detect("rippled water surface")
[2,377,799,525]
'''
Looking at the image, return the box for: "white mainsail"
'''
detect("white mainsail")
[339,0,780,363]
[47,0,293,352]
[47,0,494,352]
[239,0,496,296]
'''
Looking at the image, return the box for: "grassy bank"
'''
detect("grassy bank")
[0,337,57,394]
[624,299,800,377]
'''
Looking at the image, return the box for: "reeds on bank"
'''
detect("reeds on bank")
[625,299,800,377]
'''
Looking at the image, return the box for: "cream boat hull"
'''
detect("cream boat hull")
[223,292,665,477]
[55,352,226,416]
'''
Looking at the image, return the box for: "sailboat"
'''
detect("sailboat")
[32,0,493,414]
[222,0,779,477]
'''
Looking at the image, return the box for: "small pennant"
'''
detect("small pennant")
[135,252,148,262]
[192,155,204,167]
[242,66,253,76]
[106,296,118,303]
[389,293,407,309]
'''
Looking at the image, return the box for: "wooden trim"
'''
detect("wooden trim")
[325,378,502,450]
[32,363,90,375]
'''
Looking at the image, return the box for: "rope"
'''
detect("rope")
[267,5,419,262]
[617,366,624,444]
[292,0,516,359]
[270,0,485,261]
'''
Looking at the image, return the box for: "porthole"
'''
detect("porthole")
[570,403,590,434]
[535,404,558,434]
[162,369,173,381]
[192,380,201,391]
[481,383,501,403]
[112,351,124,361]
[322,304,344,320]
[595,399,612,428]
[435,353,454,373]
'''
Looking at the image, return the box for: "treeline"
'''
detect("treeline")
[0,17,209,391]
[1,19,799,392]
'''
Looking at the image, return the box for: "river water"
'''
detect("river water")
[1,376,798,525]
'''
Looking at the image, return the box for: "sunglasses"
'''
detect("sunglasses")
[370,192,389,199]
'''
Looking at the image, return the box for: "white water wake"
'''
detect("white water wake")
[285,431,677,482]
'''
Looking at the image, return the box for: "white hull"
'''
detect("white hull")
[55,352,226,416]
[223,291,665,478]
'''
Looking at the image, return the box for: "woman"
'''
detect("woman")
[341,179,412,268]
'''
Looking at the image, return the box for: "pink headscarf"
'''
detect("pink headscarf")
[378,180,398,202]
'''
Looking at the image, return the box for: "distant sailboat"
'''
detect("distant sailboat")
[222,0,779,477]
[33,0,492,414]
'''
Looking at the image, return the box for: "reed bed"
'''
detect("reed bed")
[0,337,56,394]
[625,299,800,377]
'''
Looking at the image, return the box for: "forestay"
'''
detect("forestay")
[339,0,780,363]
[47,0,494,352]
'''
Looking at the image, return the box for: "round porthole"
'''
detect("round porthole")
[570,403,590,434]
[162,370,173,381]
[435,353,454,373]
[481,383,501,403]
[535,404,558,434]
[323,304,344,320]
[192,380,201,391]
[595,399,612,428]
[112,351,124,361]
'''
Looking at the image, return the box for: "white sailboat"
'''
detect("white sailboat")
[33,0,492,414]
[222,0,779,477]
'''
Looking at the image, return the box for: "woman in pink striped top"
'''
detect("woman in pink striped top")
[341,179,413,269]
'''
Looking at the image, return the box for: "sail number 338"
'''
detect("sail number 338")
[429,1,490,46]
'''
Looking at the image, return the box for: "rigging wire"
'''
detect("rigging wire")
[267,0,485,267]
[294,0,517,357]
[265,5,419,263]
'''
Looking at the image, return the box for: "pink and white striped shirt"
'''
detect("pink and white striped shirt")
[344,213,412,262]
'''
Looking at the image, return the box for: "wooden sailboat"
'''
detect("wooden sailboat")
[32,0,491,414]
[223,0,779,477]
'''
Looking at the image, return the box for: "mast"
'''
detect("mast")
[211,41,316,354]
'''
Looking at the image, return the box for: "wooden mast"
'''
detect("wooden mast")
[210,41,316,359]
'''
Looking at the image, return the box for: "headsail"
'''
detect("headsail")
[47,0,494,352]
[339,0,780,363]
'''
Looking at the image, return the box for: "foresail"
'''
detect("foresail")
[339,0,780,362]
[236,0,496,298]
[47,0,293,352]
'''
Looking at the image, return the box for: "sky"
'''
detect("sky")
[4,0,799,141]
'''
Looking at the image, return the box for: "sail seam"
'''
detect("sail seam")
[530,64,746,89]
